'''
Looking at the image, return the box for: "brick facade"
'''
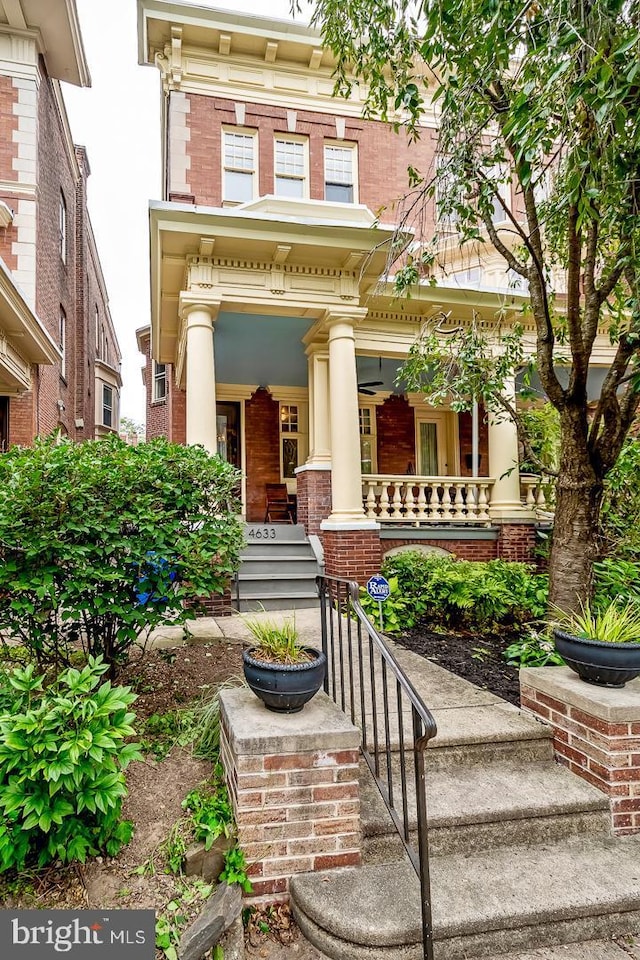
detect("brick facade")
[322,528,382,583]
[296,467,331,536]
[497,523,537,563]
[376,395,415,474]
[220,688,361,905]
[458,408,489,476]
[381,536,498,562]
[521,669,640,836]
[245,388,281,522]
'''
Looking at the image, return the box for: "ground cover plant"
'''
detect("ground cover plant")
[0,435,243,676]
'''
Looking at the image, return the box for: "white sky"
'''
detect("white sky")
[63,0,312,426]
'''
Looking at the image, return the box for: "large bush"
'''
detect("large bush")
[380,551,548,630]
[0,436,243,673]
[0,657,141,871]
[600,437,640,561]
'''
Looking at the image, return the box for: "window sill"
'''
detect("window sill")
[151,398,167,406]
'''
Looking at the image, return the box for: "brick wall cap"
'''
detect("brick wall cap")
[321,520,380,531]
[521,666,640,723]
[295,463,332,473]
[220,688,361,754]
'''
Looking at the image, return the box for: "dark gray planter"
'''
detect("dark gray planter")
[553,628,640,688]
[242,646,326,713]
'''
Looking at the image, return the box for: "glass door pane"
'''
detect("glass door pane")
[419,421,439,475]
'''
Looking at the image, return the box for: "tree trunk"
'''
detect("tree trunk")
[548,408,603,613]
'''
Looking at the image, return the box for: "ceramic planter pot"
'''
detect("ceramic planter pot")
[553,628,640,688]
[242,646,327,713]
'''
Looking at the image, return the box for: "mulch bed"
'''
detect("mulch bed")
[395,621,522,706]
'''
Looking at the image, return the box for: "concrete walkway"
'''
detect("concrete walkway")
[149,608,640,960]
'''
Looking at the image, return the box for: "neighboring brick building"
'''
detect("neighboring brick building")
[0,0,121,451]
[135,1,605,578]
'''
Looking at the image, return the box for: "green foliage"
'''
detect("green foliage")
[555,602,640,644]
[182,775,235,851]
[155,878,214,960]
[503,629,565,668]
[140,711,195,762]
[600,438,640,560]
[189,676,247,761]
[359,576,414,633]
[594,557,640,609]
[519,404,561,476]
[0,436,243,675]
[381,551,548,630]
[0,657,141,872]
[244,617,307,663]
[219,845,252,893]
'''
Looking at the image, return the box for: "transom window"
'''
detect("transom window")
[223,130,256,203]
[324,144,356,203]
[274,138,308,198]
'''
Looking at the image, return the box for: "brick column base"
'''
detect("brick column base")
[295,466,331,536]
[321,527,382,584]
[219,688,361,904]
[521,666,640,835]
[497,522,537,563]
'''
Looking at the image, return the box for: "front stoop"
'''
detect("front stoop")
[234,524,320,611]
[290,691,640,959]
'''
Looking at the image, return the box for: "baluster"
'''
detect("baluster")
[391,481,404,519]
[416,482,428,521]
[429,482,440,520]
[445,483,456,520]
[536,484,547,509]
[525,482,536,509]
[454,483,465,520]
[379,483,390,520]
[477,483,490,521]
[365,481,378,519]
[404,482,416,522]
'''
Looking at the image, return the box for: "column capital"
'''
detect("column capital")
[323,306,368,330]
[179,294,222,324]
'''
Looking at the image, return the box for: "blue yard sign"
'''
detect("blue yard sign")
[366,574,390,631]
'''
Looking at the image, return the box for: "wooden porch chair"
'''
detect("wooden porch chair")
[264,483,295,523]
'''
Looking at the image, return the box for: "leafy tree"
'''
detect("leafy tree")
[305,0,640,611]
[0,435,243,675]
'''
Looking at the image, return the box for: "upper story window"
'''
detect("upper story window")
[95,305,100,358]
[274,137,308,199]
[59,307,66,380]
[153,361,167,402]
[59,192,67,263]
[324,144,357,203]
[102,384,114,428]
[223,129,257,203]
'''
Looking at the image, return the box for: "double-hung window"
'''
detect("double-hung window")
[359,406,376,474]
[324,144,356,203]
[223,130,257,203]
[274,137,308,198]
[59,192,67,263]
[153,361,167,402]
[102,385,113,428]
[59,307,66,380]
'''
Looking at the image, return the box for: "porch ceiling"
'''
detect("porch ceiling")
[216,311,314,388]
[149,200,400,363]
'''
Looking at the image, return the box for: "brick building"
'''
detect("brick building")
[136,1,613,581]
[0,0,121,451]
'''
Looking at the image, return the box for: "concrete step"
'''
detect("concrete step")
[239,547,316,561]
[243,523,308,542]
[291,834,640,959]
[237,595,319,612]
[238,560,319,577]
[361,758,611,859]
[236,576,318,597]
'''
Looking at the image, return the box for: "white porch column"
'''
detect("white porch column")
[323,310,372,526]
[183,301,218,454]
[488,377,525,519]
[307,347,331,464]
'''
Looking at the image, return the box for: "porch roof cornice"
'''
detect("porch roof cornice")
[149,199,403,363]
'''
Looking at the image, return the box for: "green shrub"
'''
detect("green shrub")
[503,629,565,667]
[0,657,141,872]
[381,551,548,629]
[593,557,640,609]
[600,438,640,560]
[0,435,243,675]
[359,576,414,633]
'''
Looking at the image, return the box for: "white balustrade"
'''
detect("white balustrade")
[362,475,494,525]
[520,475,554,517]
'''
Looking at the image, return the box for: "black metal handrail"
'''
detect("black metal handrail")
[317,575,437,960]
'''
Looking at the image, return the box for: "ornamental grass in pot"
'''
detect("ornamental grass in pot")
[553,602,640,688]
[242,617,326,713]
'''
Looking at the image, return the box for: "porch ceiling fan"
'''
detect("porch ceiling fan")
[357,380,383,396]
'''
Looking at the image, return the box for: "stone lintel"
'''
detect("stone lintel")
[220,688,360,756]
[521,666,640,723]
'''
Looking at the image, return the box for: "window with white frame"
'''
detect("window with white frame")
[223,130,257,203]
[153,361,167,402]
[102,384,114,428]
[324,144,356,203]
[59,307,66,380]
[359,406,377,474]
[489,167,512,224]
[280,403,301,479]
[95,305,100,357]
[59,192,67,263]
[274,137,308,198]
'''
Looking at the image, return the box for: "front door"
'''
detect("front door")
[216,401,241,468]
[417,417,447,475]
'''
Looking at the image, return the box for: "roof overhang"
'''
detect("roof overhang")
[149,197,402,362]
[0,0,90,86]
[0,257,62,390]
